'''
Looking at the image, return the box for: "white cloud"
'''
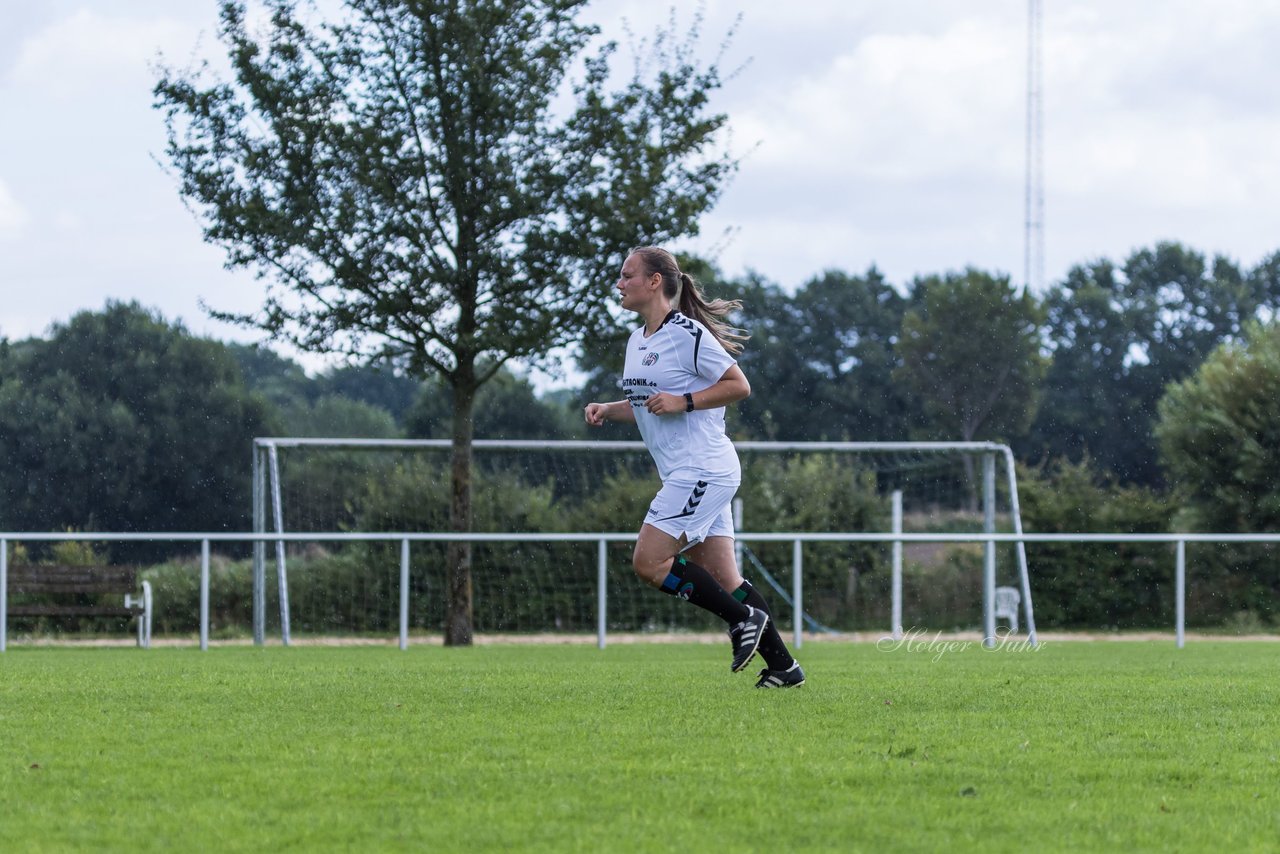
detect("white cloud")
[7,9,196,98]
[707,1,1280,285]
[0,179,31,238]
[1042,1,1280,221]
[4,0,1280,350]
[52,210,84,232]
[741,17,1024,184]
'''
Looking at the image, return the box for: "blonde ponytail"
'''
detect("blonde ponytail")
[629,247,749,355]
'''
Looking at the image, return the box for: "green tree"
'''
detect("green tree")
[230,344,421,431]
[895,269,1048,443]
[1155,321,1280,624]
[0,302,275,552]
[731,267,918,441]
[228,344,314,413]
[1156,321,1280,532]
[283,394,400,438]
[155,0,736,644]
[893,269,1047,509]
[316,364,421,424]
[1020,260,1138,477]
[1026,243,1279,484]
[406,369,580,440]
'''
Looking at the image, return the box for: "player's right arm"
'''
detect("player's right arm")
[584,400,636,426]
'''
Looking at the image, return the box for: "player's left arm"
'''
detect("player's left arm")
[645,365,750,415]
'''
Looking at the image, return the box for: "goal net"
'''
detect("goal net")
[249,439,1032,642]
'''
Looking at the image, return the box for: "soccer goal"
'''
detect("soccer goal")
[250,438,1035,645]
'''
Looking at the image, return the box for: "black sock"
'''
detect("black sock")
[733,580,796,671]
[658,555,751,625]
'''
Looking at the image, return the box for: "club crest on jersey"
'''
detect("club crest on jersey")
[642,352,660,366]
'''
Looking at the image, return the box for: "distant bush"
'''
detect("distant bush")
[1016,459,1177,628]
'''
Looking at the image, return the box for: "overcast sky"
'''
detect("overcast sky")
[3,1,1279,371]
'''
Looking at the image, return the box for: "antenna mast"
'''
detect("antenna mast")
[1023,0,1045,291]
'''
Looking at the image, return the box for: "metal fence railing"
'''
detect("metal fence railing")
[252,439,1037,645]
[4,531,1279,653]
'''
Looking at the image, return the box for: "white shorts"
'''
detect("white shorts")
[643,479,737,546]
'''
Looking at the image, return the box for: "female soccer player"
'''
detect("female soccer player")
[584,247,804,688]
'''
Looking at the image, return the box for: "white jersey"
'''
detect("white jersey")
[621,311,741,485]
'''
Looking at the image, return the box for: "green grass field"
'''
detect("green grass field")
[2,640,1278,852]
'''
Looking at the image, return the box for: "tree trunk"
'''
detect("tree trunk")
[444,377,477,646]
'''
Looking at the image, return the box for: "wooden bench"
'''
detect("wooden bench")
[5,565,153,648]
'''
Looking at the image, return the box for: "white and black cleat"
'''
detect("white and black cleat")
[728,606,769,673]
[755,662,806,688]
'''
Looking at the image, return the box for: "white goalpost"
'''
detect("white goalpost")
[250,438,1037,646]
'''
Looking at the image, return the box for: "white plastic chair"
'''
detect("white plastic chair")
[124,580,153,649]
[994,585,1020,634]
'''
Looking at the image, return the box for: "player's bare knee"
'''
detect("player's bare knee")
[631,554,666,587]
[631,555,654,582]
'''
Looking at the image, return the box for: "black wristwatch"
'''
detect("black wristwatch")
[684,393,695,412]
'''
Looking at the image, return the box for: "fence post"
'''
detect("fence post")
[400,539,410,651]
[983,453,997,648]
[1,538,7,653]
[792,539,803,650]
[200,539,210,652]
[597,539,608,650]
[1176,539,1186,649]
[891,491,903,640]
[252,443,265,646]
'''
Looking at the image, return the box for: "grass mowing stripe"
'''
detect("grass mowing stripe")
[1,643,1278,852]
